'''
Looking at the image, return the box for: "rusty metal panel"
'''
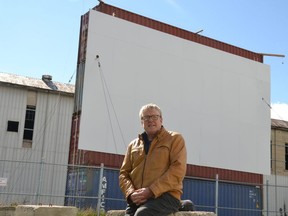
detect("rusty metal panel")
[69,147,262,185]
[84,151,124,168]
[186,164,263,185]
[68,113,81,164]
[77,13,89,64]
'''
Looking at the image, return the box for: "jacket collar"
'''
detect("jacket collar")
[139,126,166,141]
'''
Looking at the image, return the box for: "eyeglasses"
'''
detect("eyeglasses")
[141,115,161,121]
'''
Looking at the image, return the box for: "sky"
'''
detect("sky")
[0,0,287,120]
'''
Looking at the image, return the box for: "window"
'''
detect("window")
[23,106,36,141]
[23,91,37,148]
[285,143,288,170]
[270,140,272,169]
[7,121,19,132]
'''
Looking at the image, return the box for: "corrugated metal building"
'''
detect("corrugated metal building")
[68,2,266,215]
[0,72,74,205]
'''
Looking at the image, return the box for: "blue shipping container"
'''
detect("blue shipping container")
[65,167,262,215]
[182,178,262,216]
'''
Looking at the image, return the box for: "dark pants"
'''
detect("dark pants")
[125,192,180,216]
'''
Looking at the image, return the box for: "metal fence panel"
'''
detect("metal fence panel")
[2,162,288,216]
[263,175,288,216]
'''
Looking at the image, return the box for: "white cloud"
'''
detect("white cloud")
[271,103,288,121]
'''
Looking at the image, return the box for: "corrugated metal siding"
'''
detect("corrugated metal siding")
[84,151,124,168]
[65,167,126,210]
[33,91,73,163]
[97,168,127,211]
[182,178,215,212]
[83,151,262,184]
[0,84,74,205]
[186,164,263,184]
[217,182,262,216]
[183,178,262,215]
[263,175,288,216]
[93,2,263,63]
[65,168,87,207]
[0,85,26,150]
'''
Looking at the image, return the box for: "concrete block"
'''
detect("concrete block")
[106,210,216,216]
[0,206,16,216]
[14,205,78,216]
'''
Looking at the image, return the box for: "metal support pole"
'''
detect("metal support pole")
[97,163,104,216]
[215,174,219,215]
[266,180,269,216]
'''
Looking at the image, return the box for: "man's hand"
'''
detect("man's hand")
[130,188,154,205]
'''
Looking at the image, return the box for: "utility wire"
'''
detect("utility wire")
[96,55,127,153]
[262,97,272,109]
[68,69,76,84]
[262,97,287,122]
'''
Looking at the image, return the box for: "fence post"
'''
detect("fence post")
[266,179,269,216]
[97,163,104,216]
[35,157,44,204]
[215,174,219,215]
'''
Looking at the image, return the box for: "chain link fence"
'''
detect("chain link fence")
[1,160,288,216]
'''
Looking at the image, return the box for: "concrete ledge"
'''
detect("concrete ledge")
[0,205,78,216]
[15,205,78,216]
[0,206,15,216]
[106,210,216,216]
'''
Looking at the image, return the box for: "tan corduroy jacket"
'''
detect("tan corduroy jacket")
[119,127,187,201]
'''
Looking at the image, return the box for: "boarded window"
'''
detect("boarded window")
[7,121,19,132]
[27,91,37,106]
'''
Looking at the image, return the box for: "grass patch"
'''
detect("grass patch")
[77,208,105,216]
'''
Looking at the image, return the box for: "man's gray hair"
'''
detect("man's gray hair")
[139,103,162,119]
